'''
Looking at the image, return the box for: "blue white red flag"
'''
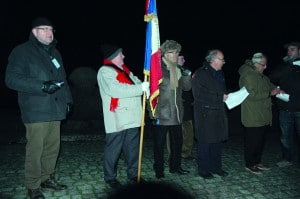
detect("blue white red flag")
[144,0,162,117]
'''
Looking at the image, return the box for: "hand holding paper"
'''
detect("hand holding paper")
[224,87,249,110]
[274,86,289,102]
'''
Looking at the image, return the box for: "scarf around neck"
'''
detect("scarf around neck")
[103,59,134,112]
[162,57,178,90]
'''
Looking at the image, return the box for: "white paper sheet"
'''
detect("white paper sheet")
[293,60,300,66]
[225,87,249,110]
[276,93,290,102]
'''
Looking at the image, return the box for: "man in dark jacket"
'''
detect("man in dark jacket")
[178,55,195,160]
[192,49,229,179]
[269,42,300,167]
[5,17,73,199]
[151,40,191,179]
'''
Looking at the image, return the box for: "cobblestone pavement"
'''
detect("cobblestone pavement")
[0,133,300,199]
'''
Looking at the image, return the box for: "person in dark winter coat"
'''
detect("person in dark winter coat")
[151,40,192,179]
[192,49,229,179]
[166,55,195,160]
[178,55,195,160]
[269,42,300,167]
[5,17,73,199]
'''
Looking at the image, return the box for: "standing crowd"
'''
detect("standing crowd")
[5,17,300,199]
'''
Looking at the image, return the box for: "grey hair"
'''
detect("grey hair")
[205,49,220,62]
[160,40,182,55]
[252,52,264,64]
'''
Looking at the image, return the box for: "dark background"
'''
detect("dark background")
[1,0,300,109]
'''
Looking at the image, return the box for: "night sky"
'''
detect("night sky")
[1,0,300,108]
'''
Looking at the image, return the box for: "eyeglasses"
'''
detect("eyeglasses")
[166,50,179,54]
[35,27,55,33]
[257,63,267,67]
[216,57,225,62]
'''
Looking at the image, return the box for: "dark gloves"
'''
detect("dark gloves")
[42,80,64,94]
[66,103,73,116]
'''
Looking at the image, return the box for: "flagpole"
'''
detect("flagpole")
[137,74,149,183]
[137,0,161,183]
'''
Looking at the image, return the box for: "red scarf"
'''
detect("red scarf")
[103,59,134,112]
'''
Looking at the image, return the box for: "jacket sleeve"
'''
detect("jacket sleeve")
[268,64,286,84]
[5,47,46,95]
[97,66,143,98]
[240,74,269,101]
[179,75,192,91]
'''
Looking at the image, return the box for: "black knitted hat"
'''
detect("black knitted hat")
[100,44,122,60]
[31,17,53,28]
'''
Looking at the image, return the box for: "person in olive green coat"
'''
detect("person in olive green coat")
[239,52,282,174]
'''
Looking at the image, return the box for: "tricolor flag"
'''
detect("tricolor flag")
[144,0,162,117]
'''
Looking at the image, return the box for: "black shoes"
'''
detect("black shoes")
[182,156,195,161]
[170,168,190,175]
[212,170,229,177]
[106,179,122,189]
[256,163,270,171]
[198,172,214,179]
[198,169,228,179]
[28,188,45,199]
[41,178,68,191]
[28,175,66,198]
[245,165,262,175]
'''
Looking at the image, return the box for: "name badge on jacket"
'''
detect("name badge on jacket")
[51,58,61,69]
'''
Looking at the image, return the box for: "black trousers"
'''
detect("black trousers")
[244,125,268,167]
[196,142,222,175]
[103,127,139,181]
[152,125,183,175]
